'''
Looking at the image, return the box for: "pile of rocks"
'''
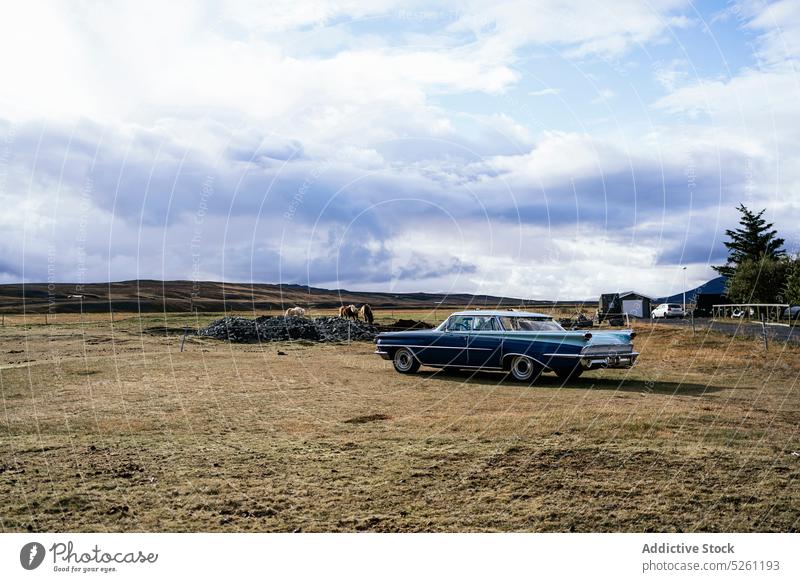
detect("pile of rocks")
[197,315,380,343]
[313,316,380,341]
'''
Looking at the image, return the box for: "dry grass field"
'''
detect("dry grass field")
[1,311,798,532]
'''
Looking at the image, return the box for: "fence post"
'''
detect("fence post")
[760,315,768,352]
[180,327,188,352]
[691,310,695,336]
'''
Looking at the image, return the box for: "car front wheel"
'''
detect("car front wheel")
[509,355,542,382]
[393,348,420,374]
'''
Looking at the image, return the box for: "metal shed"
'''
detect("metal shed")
[599,290,654,319]
[618,291,654,318]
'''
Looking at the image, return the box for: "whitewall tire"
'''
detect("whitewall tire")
[393,348,420,374]
[509,355,541,382]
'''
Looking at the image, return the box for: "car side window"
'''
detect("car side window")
[499,316,517,330]
[473,316,498,331]
[446,316,473,331]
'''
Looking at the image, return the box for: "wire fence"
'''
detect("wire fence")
[711,303,790,323]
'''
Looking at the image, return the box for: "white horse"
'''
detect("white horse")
[284,306,306,317]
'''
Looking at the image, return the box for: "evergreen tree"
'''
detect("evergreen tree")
[713,204,785,278]
[726,256,788,303]
[785,254,800,305]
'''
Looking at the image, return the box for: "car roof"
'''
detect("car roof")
[449,310,552,318]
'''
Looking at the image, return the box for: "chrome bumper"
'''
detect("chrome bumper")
[543,352,639,369]
[374,349,391,360]
[580,353,638,369]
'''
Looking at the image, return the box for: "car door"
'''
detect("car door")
[427,315,471,367]
[468,315,503,368]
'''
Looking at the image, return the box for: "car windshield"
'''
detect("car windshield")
[443,315,473,331]
[498,316,564,331]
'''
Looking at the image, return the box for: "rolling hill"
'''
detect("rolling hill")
[0,280,579,313]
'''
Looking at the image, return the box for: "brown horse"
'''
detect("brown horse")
[359,304,374,324]
[338,305,358,320]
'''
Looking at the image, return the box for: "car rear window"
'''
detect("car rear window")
[499,317,564,331]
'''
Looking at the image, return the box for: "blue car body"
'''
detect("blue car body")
[375,310,637,380]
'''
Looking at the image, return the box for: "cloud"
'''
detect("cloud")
[651,1,800,240]
[1,0,798,300]
[653,59,689,92]
[591,89,617,103]
[745,0,800,65]
[529,88,562,97]
[447,0,691,59]
[0,111,771,295]
[0,256,23,280]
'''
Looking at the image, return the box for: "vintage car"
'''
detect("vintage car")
[374,310,638,381]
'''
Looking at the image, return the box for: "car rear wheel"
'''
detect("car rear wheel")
[393,348,420,374]
[509,355,542,382]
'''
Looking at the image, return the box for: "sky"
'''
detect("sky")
[1,0,799,300]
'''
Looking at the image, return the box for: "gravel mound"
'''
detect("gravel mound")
[197,315,379,343]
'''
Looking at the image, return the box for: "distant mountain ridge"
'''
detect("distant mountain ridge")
[0,280,583,313]
[657,276,727,304]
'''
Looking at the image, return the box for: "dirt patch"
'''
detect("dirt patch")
[143,326,191,337]
[344,413,391,424]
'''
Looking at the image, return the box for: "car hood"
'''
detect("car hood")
[376,330,441,339]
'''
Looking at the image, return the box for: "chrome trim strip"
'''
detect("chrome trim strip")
[543,352,639,358]
[377,344,493,351]
[381,344,464,350]
[428,364,504,370]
